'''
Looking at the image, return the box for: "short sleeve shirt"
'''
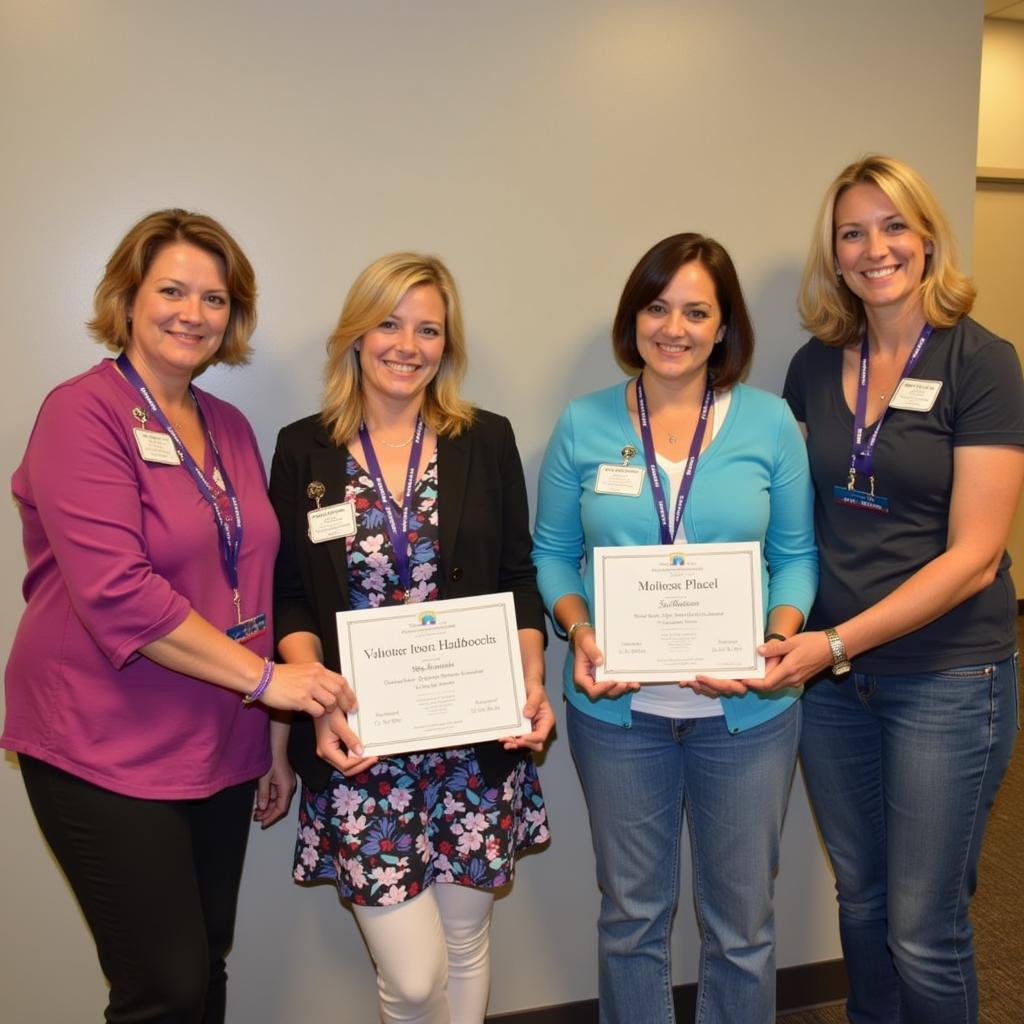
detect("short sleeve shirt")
[783,317,1024,673]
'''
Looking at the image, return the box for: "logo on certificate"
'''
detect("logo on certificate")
[669,551,686,566]
[419,611,437,626]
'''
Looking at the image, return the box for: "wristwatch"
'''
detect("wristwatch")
[823,627,851,676]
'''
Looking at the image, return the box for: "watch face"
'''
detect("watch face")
[824,628,849,675]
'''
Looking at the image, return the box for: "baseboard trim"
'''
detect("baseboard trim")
[776,957,849,1013]
[486,957,848,1022]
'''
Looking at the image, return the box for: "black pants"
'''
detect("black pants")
[20,755,255,1024]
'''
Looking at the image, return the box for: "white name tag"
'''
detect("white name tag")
[308,501,357,543]
[133,428,180,465]
[594,464,645,496]
[889,378,942,412]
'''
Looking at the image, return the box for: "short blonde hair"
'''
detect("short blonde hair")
[799,155,975,346]
[88,209,257,367]
[322,252,475,444]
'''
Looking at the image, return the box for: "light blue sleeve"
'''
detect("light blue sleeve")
[764,403,818,618]
[532,402,589,622]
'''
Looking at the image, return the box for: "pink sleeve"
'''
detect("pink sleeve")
[23,384,191,668]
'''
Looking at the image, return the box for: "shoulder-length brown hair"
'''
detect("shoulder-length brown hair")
[799,154,975,346]
[612,233,754,389]
[88,209,257,367]
[321,252,475,445]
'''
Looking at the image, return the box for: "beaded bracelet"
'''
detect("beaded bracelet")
[242,658,274,706]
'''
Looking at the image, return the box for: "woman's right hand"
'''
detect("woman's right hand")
[572,626,641,701]
[261,662,355,718]
[314,708,379,777]
[751,632,833,691]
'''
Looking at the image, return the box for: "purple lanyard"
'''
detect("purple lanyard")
[358,416,426,593]
[849,324,933,483]
[116,353,244,614]
[635,373,714,545]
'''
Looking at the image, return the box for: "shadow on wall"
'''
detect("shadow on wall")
[747,261,805,395]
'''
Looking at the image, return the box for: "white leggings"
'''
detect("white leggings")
[352,883,494,1024]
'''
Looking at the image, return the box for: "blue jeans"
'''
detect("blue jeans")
[800,653,1020,1024]
[567,701,800,1024]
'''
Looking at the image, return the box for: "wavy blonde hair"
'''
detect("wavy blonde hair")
[322,252,475,444]
[88,209,257,367]
[799,155,975,346]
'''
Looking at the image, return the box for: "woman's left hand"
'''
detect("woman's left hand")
[501,677,555,752]
[252,745,296,829]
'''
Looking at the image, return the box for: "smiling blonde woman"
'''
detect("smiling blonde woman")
[768,155,1024,1024]
[270,251,552,1024]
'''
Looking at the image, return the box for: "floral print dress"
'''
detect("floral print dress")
[292,448,549,906]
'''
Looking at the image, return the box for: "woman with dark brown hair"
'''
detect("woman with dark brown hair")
[533,233,817,1023]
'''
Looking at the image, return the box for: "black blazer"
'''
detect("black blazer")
[269,408,546,792]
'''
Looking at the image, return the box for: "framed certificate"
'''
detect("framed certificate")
[593,542,765,683]
[337,593,528,757]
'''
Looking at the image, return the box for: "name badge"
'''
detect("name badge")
[889,378,942,412]
[227,612,267,643]
[832,484,890,515]
[308,501,357,543]
[133,428,180,465]
[595,464,645,496]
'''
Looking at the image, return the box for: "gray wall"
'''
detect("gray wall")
[976,16,1024,597]
[0,1,983,1020]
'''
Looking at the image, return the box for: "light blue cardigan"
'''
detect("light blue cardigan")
[533,380,818,733]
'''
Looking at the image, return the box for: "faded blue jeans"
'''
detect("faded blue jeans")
[800,653,1020,1024]
[567,701,800,1024]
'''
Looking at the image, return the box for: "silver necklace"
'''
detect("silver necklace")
[171,392,199,431]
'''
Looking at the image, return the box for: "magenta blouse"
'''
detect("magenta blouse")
[2,360,279,799]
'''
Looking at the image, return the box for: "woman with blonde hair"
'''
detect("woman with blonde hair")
[2,209,352,1022]
[765,156,1024,1022]
[271,251,552,1024]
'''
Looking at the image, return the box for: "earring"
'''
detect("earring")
[834,264,843,279]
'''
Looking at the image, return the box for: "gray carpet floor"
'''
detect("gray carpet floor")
[778,617,1024,1023]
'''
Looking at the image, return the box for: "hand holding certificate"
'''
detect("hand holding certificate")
[337,593,530,757]
[593,542,765,684]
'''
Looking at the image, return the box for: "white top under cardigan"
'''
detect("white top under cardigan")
[631,390,731,719]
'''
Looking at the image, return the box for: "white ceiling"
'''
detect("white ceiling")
[985,1,1024,20]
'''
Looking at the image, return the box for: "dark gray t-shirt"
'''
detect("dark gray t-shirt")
[783,317,1024,673]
